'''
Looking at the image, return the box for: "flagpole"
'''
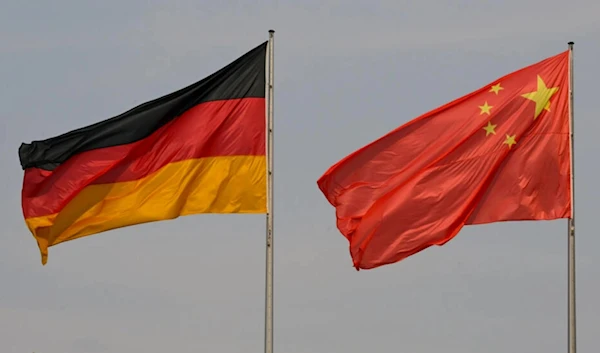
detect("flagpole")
[567,41,576,353]
[265,29,275,353]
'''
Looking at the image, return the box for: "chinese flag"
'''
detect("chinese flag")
[317,50,572,270]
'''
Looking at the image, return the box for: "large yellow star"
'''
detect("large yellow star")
[490,83,503,95]
[521,75,559,119]
[504,134,517,149]
[479,101,493,115]
[483,121,496,136]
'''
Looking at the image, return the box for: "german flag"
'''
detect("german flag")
[19,42,268,265]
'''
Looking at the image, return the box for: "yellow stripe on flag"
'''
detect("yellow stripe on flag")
[25,155,267,264]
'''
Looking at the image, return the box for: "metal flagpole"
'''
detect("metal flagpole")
[265,29,275,353]
[567,41,576,353]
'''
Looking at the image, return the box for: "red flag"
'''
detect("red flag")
[317,50,572,270]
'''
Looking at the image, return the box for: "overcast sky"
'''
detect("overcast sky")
[1,1,599,352]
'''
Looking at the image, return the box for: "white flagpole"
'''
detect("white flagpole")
[265,29,275,353]
[567,41,576,353]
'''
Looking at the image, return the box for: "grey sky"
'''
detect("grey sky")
[1,0,599,352]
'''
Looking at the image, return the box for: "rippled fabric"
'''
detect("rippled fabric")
[19,42,267,264]
[318,50,571,270]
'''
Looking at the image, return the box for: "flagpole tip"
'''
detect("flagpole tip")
[568,41,574,46]
[269,29,275,33]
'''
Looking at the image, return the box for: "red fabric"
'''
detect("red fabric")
[22,98,265,219]
[317,51,572,270]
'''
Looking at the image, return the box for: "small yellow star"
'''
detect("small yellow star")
[483,121,497,136]
[504,134,517,149]
[490,83,504,95]
[521,75,559,119]
[479,101,493,115]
